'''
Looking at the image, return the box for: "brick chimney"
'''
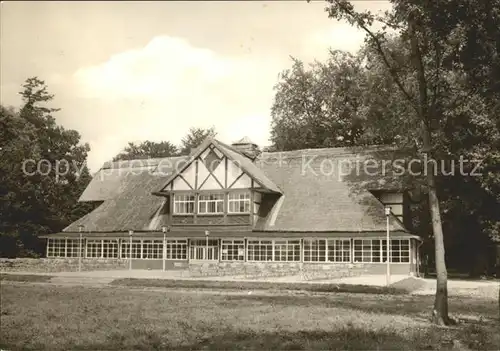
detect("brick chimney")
[231,136,261,160]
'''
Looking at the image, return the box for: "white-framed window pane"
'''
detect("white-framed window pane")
[142,240,163,259]
[131,240,141,259]
[121,239,141,259]
[86,240,102,258]
[189,239,219,260]
[102,240,118,258]
[303,239,326,262]
[198,193,224,214]
[353,239,409,263]
[247,240,273,261]
[228,192,251,213]
[173,194,195,214]
[327,239,351,263]
[47,238,67,258]
[390,239,410,263]
[66,239,83,258]
[274,240,300,262]
[221,239,245,261]
[166,239,187,260]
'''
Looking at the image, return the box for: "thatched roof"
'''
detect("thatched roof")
[254,146,408,232]
[62,139,414,235]
[80,156,189,202]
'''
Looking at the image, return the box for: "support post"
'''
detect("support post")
[129,230,133,270]
[385,206,391,286]
[205,230,210,260]
[162,226,168,271]
[78,225,84,272]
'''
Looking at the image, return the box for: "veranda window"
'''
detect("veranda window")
[391,239,410,263]
[102,240,119,258]
[142,240,163,259]
[274,239,301,262]
[189,239,219,260]
[120,239,141,259]
[174,194,195,214]
[166,239,188,260]
[303,239,326,262]
[47,238,66,258]
[86,240,101,258]
[327,239,351,263]
[198,193,224,214]
[86,239,118,258]
[353,239,410,263]
[221,239,245,261]
[228,192,251,213]
[247,240,273,261]
[66,239,83,258]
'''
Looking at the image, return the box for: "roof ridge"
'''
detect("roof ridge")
[101,155,190,170]
[258,145,400,159]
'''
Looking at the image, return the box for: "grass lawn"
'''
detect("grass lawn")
[1,283,499,350]
[0,273,53,282]
[110,277,412,294]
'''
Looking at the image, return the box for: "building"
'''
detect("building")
[41,137,422,278]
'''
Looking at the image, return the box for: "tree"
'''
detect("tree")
[323,0,500,324]
[179,127,217,156]
[0,77,92,257]
[113,141,178,161]
[270,51,379,151]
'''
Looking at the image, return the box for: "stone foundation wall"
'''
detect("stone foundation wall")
[0,258,128,273]
[188,262,374,280]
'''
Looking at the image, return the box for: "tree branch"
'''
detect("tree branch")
[332,0,420,117]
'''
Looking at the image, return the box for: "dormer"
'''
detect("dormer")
[371,190,413,230]
[152,137,281,228]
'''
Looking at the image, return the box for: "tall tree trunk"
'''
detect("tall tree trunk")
[421,124,449,325]
[408,13,450,325]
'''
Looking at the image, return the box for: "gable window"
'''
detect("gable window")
[198,193,224,214]
[203,148,222,172]
[228,192,251,213]
[174,194,195,214]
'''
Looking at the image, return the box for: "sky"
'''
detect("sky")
[0,1,391,172]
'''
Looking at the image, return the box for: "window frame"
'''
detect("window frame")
[274,239,301,262]
[228,191,251,214]
[247,239,273,262]
[221,239,245,261]
[198,193,225,214]
[47,238,67,258]
[353,238,410,264]
[173,194,195,215]
[165,239,188,260]
[303,239,327,262]
[189,239,219,261]
[141,239,163,260]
